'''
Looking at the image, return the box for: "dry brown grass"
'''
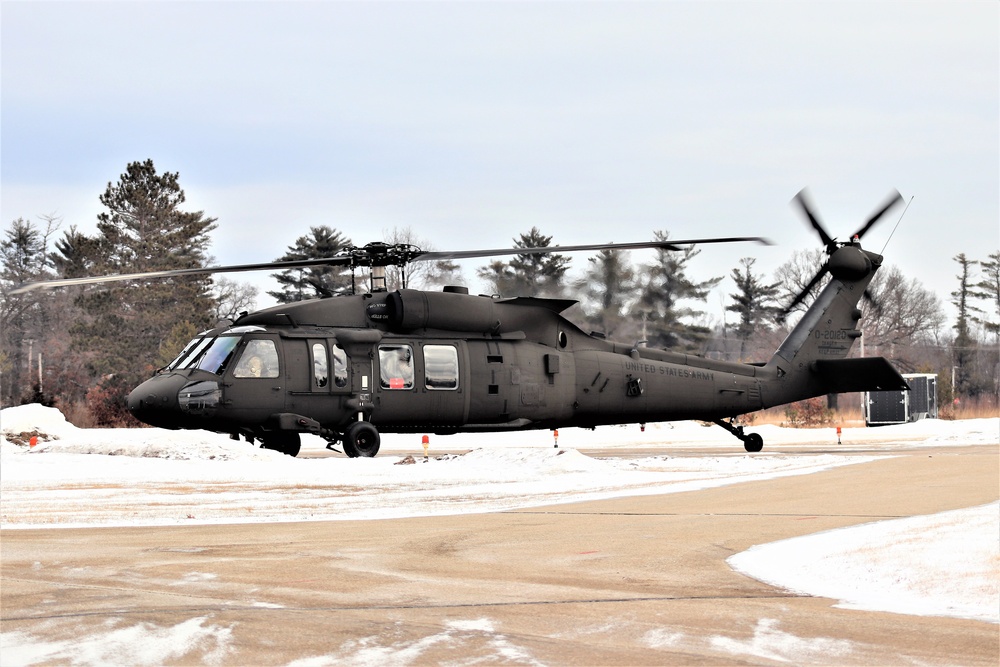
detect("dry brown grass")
[748,396,999,428]
[939,398,1000,421]
[747,405,865,428]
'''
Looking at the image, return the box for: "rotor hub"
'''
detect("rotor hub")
[827,245,873,281]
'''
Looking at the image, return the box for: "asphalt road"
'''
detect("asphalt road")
[2,444,997,665]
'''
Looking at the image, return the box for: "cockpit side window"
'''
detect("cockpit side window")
[233,339,280,378]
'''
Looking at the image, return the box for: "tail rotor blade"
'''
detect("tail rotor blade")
[780,265,828,320]
[862,288,883,317]
[792,189,836,251]
[852,189,903,240]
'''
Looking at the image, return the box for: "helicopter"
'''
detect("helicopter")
[13,190,909,457]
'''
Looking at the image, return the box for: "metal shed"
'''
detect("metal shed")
[864,373,938,426]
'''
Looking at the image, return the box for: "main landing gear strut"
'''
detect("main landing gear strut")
[713,418,764,453]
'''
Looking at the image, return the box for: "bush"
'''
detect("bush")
[85,375,141,428]
[783,397,834,427]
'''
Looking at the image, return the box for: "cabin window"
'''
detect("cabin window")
[233,339,280,378]
[312,343,328,388]
[332,344,348,388]
[424,345,459,390]
[379,344,414,390]
[197,336,240,374]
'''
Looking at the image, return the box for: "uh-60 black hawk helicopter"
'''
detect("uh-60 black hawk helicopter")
[15,189,909,458]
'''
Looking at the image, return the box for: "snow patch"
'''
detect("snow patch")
[285,618,543,667]
[0,617,233,667]
[710,618,854,663]
[729,502,1000,623]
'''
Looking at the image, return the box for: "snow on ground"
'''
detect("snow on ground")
[1,404,998,629]
[0,404,910,528]
[729,502,1000,624]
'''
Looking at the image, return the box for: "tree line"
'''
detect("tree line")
[2,160,998,425]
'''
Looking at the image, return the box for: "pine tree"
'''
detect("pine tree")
[727,257,780,360]
[973,250,1000,341]
[476,260,518,296]
[508,227,570,296]
[576,249,637,339]
[951,253,982,398]
[49,225,102,279]
[1,218,45,286]
[2,218,94,408]
[634,231,722,351]
[973,250,1000,402]
[0,219,48,404]
[268,226,354,302]
[478,227,570,297]
[69,160,218,422]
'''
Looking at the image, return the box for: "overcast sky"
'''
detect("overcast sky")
[2,1,997,322]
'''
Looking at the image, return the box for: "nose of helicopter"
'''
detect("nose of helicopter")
[127,374,188,428]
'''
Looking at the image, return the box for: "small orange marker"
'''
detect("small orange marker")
[421,434,429,460]
[29,436,38,448]
[553,429,559,448]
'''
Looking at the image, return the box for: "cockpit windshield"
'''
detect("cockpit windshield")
[166,335,241,375]
[166,337,211,371]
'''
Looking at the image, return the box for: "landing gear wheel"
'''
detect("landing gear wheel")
[743,433,764,453]
[262,432,301,457]
[342,422,380,458]
[713,419,765,453]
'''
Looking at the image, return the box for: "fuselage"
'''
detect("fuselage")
[128,288,770,440]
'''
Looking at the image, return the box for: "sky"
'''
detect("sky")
[2,1,997,321]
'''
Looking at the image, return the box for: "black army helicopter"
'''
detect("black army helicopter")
[15,190,909,457]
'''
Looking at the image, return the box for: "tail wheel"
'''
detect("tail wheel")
[262,431,301,457]
[343,421,381,458]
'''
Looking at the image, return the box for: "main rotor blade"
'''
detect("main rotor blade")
[791,189,835,250]
[9,256,354,294]
[11,236,772,294]
[851,189,904,240]
[411,237,773,263]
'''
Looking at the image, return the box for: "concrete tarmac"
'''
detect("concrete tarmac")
[2,444,998,665]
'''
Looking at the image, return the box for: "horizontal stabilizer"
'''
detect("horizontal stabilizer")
[812,358,909,393]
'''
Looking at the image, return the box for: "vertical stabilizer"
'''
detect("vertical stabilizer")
[772,247,880,369]
[764,244,896,403]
